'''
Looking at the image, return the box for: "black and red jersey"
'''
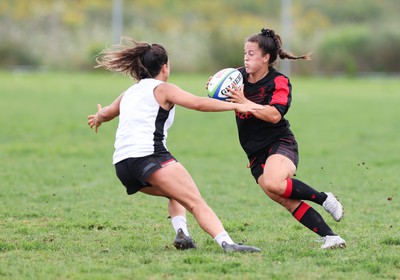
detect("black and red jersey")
[236,66,294,157]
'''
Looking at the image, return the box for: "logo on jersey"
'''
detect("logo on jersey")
[236,111,254,119]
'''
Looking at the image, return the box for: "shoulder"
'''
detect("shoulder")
[270,67,290,81]
[266,68,290,88]
[155,82,181,94]
[141,78,164,87]
[154,82,184,110]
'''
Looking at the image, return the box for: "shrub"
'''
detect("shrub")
[316,25,400,75]
[0,41,39,68]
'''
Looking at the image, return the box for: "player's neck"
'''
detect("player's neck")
[248,68,269,83]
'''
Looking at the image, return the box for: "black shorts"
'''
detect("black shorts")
[114,152,177,195]
[247,136,299,182]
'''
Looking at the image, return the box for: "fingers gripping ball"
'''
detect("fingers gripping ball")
[207,68,243,100]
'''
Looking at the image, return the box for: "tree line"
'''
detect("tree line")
[1,0,399,75]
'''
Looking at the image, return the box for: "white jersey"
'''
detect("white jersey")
[112,79,175,164]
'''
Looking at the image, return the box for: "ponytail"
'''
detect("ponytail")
[95,37,168,80]
[248,28,311,66]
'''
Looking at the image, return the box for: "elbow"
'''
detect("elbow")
[270,114,282,124]
[188,103,203,111]
[192,103,204,111]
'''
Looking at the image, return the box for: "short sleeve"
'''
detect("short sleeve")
[270,76,291,116]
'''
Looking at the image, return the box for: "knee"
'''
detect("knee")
[260,176,286,195]
[259,176,300,212]
[184,197,207,215]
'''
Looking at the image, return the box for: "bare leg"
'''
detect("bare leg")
[139,184,195,249]
[139,162,261,252]
[140,187,186,218]
[168,199,187,218]
[140,187,190,237]
[145,162,225,238]
[258,154,300,213]
[259,154,339,238]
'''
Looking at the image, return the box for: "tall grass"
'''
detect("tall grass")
[0,71,399,279]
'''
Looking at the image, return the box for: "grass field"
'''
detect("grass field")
[1,71,399,280]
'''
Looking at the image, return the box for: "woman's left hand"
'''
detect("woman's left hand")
[226,83,247,104]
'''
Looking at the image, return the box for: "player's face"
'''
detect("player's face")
[244,42,269,75]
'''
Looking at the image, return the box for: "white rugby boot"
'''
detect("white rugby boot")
[320,235,346,250]
[322,192,344,222]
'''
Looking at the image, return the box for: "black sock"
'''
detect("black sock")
[282,178,328,205]
[292,202,335,237]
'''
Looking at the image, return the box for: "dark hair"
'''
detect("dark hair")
[95,37,168,80]
[247,28,311,66]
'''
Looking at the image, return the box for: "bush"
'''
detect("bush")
[0,41,40,69]
[316,25,400,75]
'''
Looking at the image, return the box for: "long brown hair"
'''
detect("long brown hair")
[95,37,168,80]
[247,28,311,66]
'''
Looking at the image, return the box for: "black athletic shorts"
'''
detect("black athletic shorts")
[114,152,177,195]
[247,135,299,182]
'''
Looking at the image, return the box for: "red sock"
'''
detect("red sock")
[292,202,335,236]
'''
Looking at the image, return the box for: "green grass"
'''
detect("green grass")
[1,71,399,280]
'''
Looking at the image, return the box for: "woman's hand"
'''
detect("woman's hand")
[87,93,123,133]
[226,83,276,118]
[226,83,248,104]
[87,104,104,133]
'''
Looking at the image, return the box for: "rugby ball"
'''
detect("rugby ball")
[207,68,243,100]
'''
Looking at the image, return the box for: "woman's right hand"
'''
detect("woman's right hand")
[87,104,104,133]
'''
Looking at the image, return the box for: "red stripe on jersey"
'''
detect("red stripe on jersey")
[247,157,257,168]
[281,178,293,198]
[270,76,290,106]
[293,202,311,221]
